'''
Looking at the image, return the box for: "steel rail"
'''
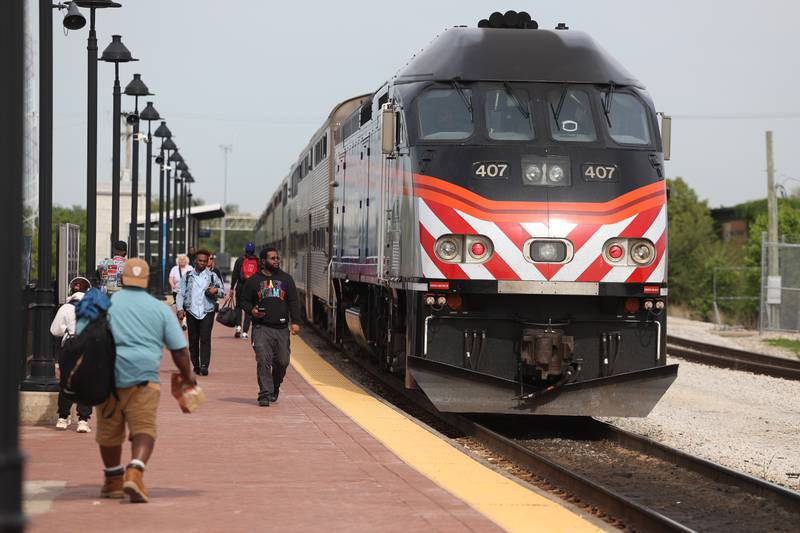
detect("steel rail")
[666,334,800,380]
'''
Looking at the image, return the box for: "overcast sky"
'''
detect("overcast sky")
[43,0,800,214]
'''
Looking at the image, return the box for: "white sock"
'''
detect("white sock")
[129,459,146,471]
[104,465,124,475]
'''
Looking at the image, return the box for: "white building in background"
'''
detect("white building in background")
[95,117,146,262]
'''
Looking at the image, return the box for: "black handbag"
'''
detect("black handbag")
[215,293,236,327]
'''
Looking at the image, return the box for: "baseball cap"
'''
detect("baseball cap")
[122,258,149,288]
[245,242,255,254]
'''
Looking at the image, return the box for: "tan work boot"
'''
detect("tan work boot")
[100,473,124,499]
[123,466,149,503]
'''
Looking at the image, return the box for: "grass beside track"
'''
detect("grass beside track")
[764,338,800,358]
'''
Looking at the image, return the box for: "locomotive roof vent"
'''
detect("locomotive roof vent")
[478,10,538,29]
[556,22,569,30]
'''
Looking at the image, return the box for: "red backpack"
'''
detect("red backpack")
[241,256,258,280]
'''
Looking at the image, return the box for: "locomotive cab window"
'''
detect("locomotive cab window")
[547,88,597,142]
[418,88,473,140]
[485,87,535,141]
[602,92,652,145]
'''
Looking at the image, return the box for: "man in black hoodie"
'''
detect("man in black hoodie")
[240,247,301,406]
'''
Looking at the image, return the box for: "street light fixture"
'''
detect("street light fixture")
[123,73,152,258]
[61,2,87,30]
[139,101,160,266]
[100,34,137,250]
[73,0,121,279]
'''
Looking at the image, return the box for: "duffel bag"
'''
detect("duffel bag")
[215,294,237,327]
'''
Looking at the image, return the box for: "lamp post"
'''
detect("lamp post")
[176,161,189,260]
[1,2,26,528]
[123,74,152,258]
[154,123,174,291]
[168,150,184,266]
[73,0,121,277]
[139,101,160,265]
[183,171,195,250]
[100,34,137,249]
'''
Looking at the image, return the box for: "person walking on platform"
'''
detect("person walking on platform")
[169,254,193,330]
[96,240,127,294]
[231,242,259,339]
[49,276,93,433]
[240,247,301,407]
[208,253,223,282]
[88,259,195,503]
[176,249,224,376]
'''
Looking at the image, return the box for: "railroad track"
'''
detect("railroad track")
[666,335,800,380]
[302,330,800,532]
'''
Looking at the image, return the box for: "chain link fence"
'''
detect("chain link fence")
[712,266,760,328]
[760,239,800,332]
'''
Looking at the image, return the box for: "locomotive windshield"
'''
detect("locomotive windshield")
[412,83,654,147]
[418,88,474,140]
[547,88,597,142]
[602,92,652,145]
[485,87,535,141]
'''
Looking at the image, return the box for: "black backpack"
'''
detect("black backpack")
[60,314,116,406]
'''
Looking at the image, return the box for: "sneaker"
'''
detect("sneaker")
[241,332,248,340]
[55,417,70,430]
[76,420,91,433]
[258,397,270,407]
[100,473,124,499]
[268,387,279,403]
[123,466,149,503]
[234,326,242,338]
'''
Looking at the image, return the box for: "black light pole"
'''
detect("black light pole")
[183,171,195,251]
[153,122,173,290]
[74,0,121,278]
[123,74,152,257]
[176,161,189,260]
[100,35,137,248]
[139,102,160,265]
[2,3,25,529]
[168,151,184,266]
[23,0,60,394]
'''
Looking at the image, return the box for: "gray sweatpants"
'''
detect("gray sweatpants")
[251,325,290,400]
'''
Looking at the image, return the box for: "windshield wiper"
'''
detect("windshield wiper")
[503,82,530,119]
[601,81,616,128]
[549,84,569,130]
[451,79,473,120]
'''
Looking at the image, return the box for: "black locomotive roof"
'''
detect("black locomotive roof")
[394,27,642,88]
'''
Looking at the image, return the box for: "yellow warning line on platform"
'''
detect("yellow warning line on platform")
[290,337,601,533]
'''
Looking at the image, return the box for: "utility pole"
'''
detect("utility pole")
[219,144,232,254]
[766,131,780,329]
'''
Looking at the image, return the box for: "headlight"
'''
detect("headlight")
[435,237,460,262]
[630,241,655,265]
[530,240,567,263]
[521,155,571,187]
[548,164,564,182]
[524,164,542,184]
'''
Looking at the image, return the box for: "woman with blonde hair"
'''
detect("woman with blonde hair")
[169,254,193,329]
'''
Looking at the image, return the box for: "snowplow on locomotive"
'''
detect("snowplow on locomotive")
[255,12,677,417]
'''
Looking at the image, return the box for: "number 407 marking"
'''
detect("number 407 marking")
[473,162,509,178]
[583,164,618,181]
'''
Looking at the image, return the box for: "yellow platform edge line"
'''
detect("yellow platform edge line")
[290,336,601,533]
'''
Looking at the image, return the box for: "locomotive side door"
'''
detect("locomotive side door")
[333,152,346,267]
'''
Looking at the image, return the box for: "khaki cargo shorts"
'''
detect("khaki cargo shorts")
[96,382,160,446]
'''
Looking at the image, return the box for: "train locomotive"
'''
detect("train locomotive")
[255,12,677,417]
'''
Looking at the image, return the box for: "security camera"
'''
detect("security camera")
[155,155,164,164]
[126,113,140,126]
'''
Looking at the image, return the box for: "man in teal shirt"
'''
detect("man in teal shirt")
[92,258,196,504]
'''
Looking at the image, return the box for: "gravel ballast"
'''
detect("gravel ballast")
[603,355,800,490]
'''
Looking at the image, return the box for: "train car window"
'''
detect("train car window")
[547,88,597,142]
[602,92,652,145]
[418,89,473,140]
[485,88,534,141]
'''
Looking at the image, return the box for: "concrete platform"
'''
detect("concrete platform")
[21,326,599,532]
